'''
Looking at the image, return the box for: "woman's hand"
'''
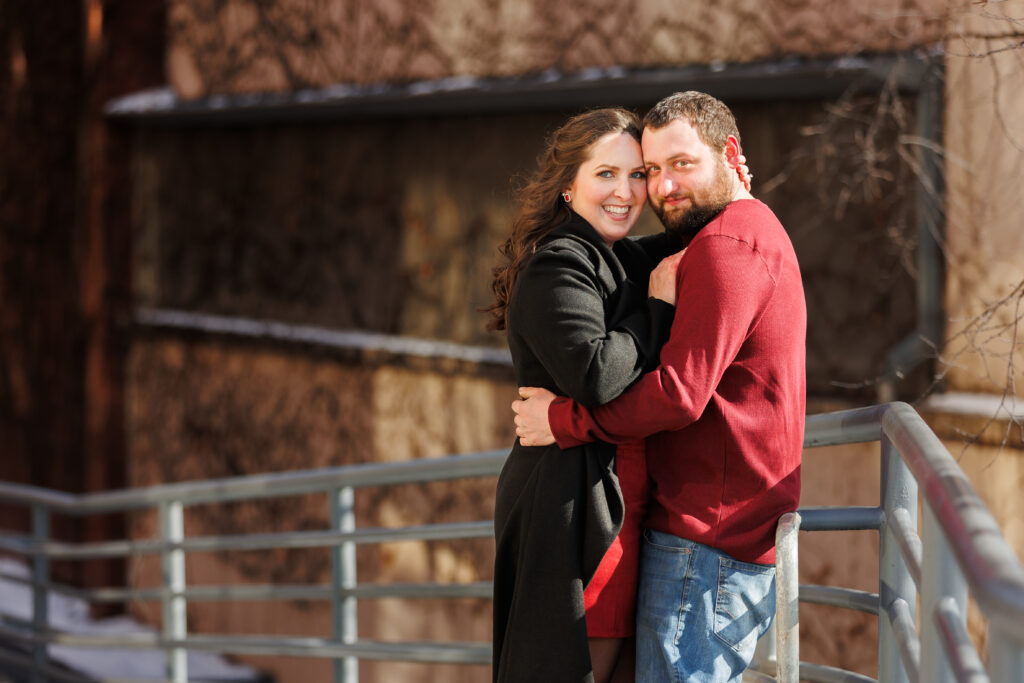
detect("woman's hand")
[736,154,753,191]
[649,250,685,305]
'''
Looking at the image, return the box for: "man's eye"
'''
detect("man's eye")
[674,160,689,168]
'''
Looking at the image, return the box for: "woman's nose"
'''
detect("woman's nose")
[614,177,632,199]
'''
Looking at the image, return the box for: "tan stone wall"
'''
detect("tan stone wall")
[166,0,948,98]
[942,1,1024,396]
[126,336,516,683]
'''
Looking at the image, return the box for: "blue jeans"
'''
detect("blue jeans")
[636,529,775,683]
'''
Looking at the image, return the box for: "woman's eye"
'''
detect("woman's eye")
[597,170,613,178]
[630,171,646,179]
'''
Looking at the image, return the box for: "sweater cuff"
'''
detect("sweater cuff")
[549,396,588,449]
[648,297,675,351]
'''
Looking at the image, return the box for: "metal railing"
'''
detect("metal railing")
[0,402,1022,682]
[0,451,506,682]
[754,402,1024,683]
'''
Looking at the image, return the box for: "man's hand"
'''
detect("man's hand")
[512,387,557,446]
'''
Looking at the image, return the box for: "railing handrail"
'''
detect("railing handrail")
[799,403,1024,645]
[0,449,507,514]
[880,402,1024,642]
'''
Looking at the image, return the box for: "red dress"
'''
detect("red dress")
[584,438,649,638]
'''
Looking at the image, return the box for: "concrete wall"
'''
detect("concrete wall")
[126,335,515,682]
[943,0,1024,395]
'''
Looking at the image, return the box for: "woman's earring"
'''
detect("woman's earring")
[562,191,571,203]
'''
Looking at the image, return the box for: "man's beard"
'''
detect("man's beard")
[652,162,735,242]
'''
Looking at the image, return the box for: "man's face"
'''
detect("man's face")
[642,118,736,237]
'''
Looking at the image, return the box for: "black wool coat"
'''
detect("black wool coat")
[492,213,679,682]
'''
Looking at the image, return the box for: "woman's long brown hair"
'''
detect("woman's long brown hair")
[484,108,642,331]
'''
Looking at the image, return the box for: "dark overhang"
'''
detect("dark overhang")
[105,51,937,126]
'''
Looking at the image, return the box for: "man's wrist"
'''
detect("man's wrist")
[548,396,587,448]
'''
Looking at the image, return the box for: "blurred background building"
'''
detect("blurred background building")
[1,1,1022,681]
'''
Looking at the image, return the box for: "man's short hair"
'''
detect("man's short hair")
[643,91,740,153]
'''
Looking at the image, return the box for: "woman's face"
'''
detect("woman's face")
[565,131,647,245]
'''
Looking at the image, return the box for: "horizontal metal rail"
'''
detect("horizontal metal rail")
[1,520,494,560]
[798,585,880,615]
[0,622,490,665]
[0,449,507,514]
[0,571,492,603]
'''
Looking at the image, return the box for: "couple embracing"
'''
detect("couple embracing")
[485,92,807,683]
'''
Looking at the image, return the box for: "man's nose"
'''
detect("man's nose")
[657,175,676,197]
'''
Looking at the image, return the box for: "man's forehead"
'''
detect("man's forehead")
[642,119,707,159]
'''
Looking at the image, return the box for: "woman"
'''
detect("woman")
[485,108,681,683]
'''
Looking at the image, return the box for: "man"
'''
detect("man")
[513,91,806,682]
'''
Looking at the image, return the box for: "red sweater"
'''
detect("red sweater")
[549,199,806,564]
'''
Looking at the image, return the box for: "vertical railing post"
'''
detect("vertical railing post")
[774,512,801,683]
[159,500,188,683]
[331,486,358,683]
[987,629,1024,683]
[919,504,966,683]
[879,433,918,683]
[31,504,50,683]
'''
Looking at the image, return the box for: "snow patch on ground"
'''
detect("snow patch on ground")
[0,558,262,680]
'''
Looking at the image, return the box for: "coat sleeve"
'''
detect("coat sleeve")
[549,234,777,445]
[510,244,673,409]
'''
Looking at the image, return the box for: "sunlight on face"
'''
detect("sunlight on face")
[642,119,735,236]
[566,132,648,245]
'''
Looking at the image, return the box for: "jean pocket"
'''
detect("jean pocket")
[712,557,775,654]
[642,528,693,553]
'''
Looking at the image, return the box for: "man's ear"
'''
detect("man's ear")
[723,135,742,168]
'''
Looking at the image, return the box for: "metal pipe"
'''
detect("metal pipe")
[796,661,878,683]
[920,505,968,683]
[803,405,888,447]
[41,450,506,514]
[159,500,188,682]
[331,486,358,683]
[775,512,801,683]
[795,506,884,531]
[933,598,988,683]
[888,597,921,683]
[797,585,879,615]
[881,62,945,397]
[889,507,923,588]
[31,504,49,683]
[883,403,1024,642]
[878,434,918,683]
[27,579,493,604]
[986,628,1024,683]
[31,520,495,559]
